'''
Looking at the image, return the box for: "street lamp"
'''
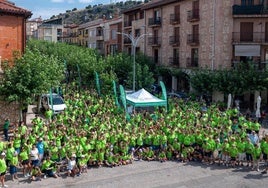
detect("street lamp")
[117,31,151,92]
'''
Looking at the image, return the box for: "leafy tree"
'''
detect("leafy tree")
[0,48,64,122]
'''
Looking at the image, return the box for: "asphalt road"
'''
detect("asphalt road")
[6,160,268,188]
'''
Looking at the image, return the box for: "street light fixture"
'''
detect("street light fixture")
[117,31,151,92]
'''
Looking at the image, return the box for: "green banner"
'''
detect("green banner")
[112,80,119,106]
[95,71,101,96]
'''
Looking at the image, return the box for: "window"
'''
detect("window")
[44,28,52,35]
[135,29,140,37]
[154,10,160,20]
[191,48,198,66]
[240,22,253,42]
[241,0,253,6]
[111,29,117,40]
[140,11,144,19]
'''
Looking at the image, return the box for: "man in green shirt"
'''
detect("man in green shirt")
[3,119,10,141]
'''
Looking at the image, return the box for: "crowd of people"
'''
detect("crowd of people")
[0,90,268,187]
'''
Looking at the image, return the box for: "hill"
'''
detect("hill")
[48,0,147,25]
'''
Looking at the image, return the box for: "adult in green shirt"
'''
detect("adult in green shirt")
[3,119,10,141]
[0,152,7,188]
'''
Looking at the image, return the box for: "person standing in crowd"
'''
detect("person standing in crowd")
[3,119,10,141]
[0,152,8,188]
[30,145,39,170]
[9,151,19,181]
[36,137,45,163]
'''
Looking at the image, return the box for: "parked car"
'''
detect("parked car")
[151,84,162,95]
[40,93,66,114]
[167,92,189,100]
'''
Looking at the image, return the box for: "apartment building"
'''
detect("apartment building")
[38,18,63,42]
[26,17,42,40]
[137,0,233,92]
[122,4,146,55]
[63,24,79,45]
[232,0,268,70]
[104,17,123,56]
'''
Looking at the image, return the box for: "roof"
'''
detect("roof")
[0,0,32,18]
[141,0,181,10]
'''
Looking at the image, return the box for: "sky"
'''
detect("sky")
[11,0,125,20]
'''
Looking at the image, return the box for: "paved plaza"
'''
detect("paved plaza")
[6,160,268,188]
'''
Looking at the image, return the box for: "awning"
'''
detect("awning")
[235,45,260,56]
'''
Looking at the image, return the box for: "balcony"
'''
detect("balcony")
[148,37,161,46]
[232,32,268,43]
[148,17,161,27]
[187,9,199,22]
[123,38,132,45]
[170,14,180,25]
[169,36,180,46]
[169,57,180,66]
[186,58,199,68]
[232,5,264,15]
[187,34,199,45]
[124,21,132,28]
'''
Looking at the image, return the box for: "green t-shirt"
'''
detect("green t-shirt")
[19,150,29,161]
[10,156,19,166]
[3,121,9,130]
[0,158,7,173]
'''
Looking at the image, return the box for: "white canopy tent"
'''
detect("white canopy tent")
[119,81,168,117]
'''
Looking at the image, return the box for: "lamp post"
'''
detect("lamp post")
[117,32,150,92]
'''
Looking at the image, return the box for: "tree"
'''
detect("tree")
[0,48,64,122]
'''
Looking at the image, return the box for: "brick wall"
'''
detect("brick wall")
[0,100,20,128]
[0,15,25,63]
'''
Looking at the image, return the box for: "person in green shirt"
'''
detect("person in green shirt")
[19,146,31,178]
[252,143,262,172]
[0,152,7,188]
[158,149,167,163]
[245,138,254,167]
[3,119,10,141]
[30,165,42,181]
[261,135,268,174]
[9,151,19,181]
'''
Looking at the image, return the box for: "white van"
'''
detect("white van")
[40,93,66,114]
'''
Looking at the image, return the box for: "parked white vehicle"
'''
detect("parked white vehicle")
[40,93,66,114]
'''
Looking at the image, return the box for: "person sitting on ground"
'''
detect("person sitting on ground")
[158,149,167,163]
[30,165,42,181]
[41,156,59,178]
[66,154,78,177]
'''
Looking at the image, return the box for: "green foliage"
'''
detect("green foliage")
[190,63,268,97]
[0,48,64,109]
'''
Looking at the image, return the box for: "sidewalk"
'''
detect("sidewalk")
[26,105,37,126]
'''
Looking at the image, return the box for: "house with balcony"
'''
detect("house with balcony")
[103,17,123,56]
[123,0,233,93]
[232,0,268,70]
[38,18,63,42]
[231,0,268,106]
[63,24,79,45]
[122,4,146,55]
[26,17,43,40]
[0,0,32,66]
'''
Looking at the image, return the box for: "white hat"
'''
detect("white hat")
[71,154,76,158]
[1,152,6,156]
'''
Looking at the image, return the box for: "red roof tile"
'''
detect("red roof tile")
[0,0,32,18]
